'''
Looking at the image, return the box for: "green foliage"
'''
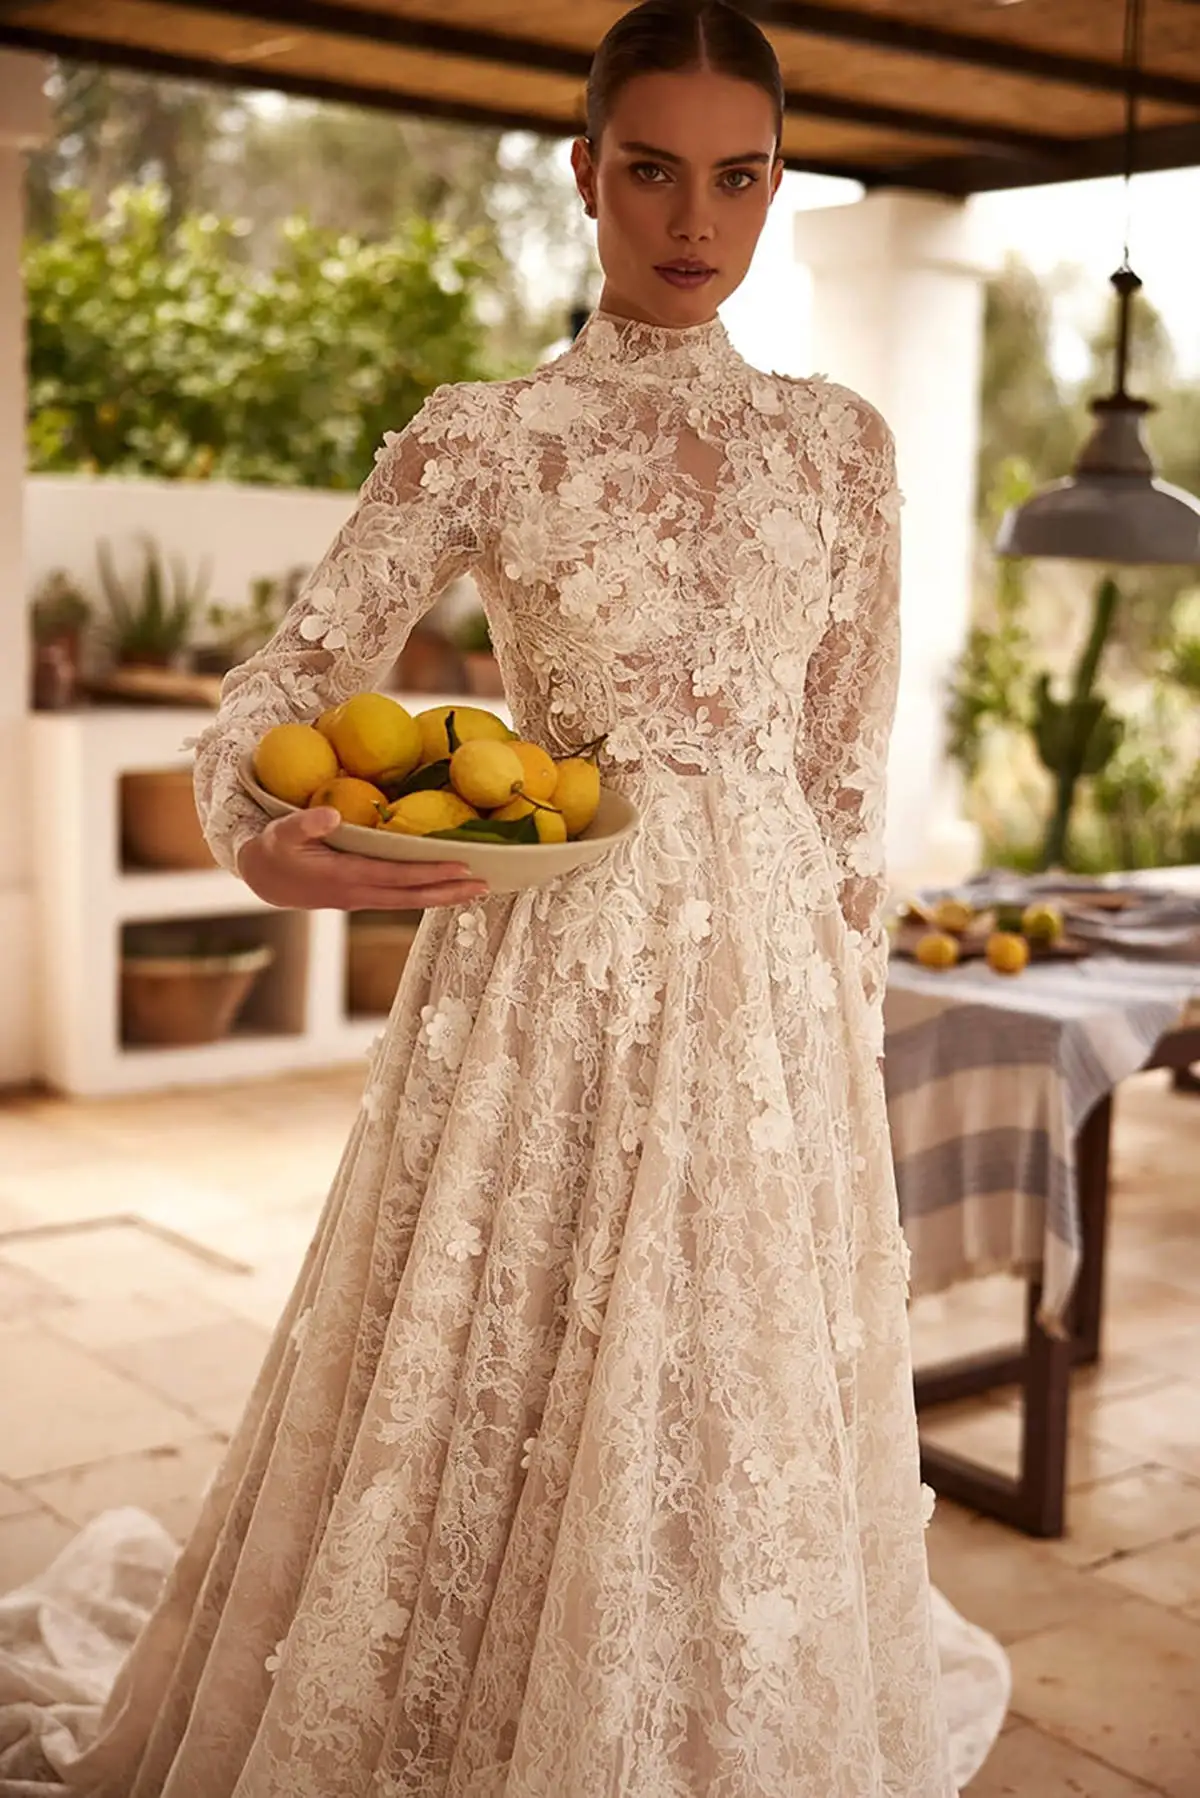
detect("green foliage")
[24,184,491,489]
[202,568,308,664]
[946,459,1036,776]
[23,66,584,374]
[97,534,211,664]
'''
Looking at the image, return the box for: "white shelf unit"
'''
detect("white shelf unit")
[30,694,512,1097]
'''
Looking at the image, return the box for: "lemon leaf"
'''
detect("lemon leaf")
[428,816,541,844]
[381,757,451,800]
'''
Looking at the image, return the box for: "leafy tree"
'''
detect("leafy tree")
[25,185,490,488]
[976,257,1082,517]
[23,63,592,368]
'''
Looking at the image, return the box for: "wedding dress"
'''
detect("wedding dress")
[0,311,1009,1795]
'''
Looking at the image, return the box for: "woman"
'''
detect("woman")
[0,3,1000,1792]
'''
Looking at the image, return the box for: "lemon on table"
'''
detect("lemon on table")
[449,740,525,810]
[915,931,960,971]
[550,757,601,838]
[253,722,338,806]
[381,790,479,836]
[491,795,569,843]
[509,739,559,803]
[327,694,422,782]
[986,931,1031,976]
[931,898,974,935]
[416,704,515,765]
[1021,902,1064,946]
[308,776,388,828]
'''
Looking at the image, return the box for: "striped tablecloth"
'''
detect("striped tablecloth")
[884,954,1199,1332]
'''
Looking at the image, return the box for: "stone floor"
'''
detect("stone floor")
[0,1064,1197,1795]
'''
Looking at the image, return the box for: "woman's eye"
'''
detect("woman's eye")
[630,162,669,184]
[720,170,758,192]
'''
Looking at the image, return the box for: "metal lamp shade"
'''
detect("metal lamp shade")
[996,394,1200,565]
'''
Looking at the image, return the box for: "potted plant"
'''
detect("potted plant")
[30,570,92,708]
[454,607,504,697]
[97,535,210,669]
[120,919,274,1047]
[194,566,307,676]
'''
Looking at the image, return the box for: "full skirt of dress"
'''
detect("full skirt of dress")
[0,773,1008,1797]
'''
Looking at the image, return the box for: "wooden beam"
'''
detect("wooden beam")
[742,3,1200,109]
[16,0,1080,164]
[0,16,886,187]
[869,115,1200,196]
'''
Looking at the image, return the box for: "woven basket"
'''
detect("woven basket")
[346,917,420,1016]
[121,945,274,1047]
[121,769,215,870]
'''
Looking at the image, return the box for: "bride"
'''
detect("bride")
[0,2,1008,1791]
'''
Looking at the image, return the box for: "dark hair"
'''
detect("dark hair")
[586,1,784,147]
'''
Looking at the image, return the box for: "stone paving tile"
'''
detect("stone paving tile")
[1006,1595,1200,1798]
[0,1508,75,1588]
[964,1721,1163,1796]
[26,1437,229,1545]
[0,1323,204,1481]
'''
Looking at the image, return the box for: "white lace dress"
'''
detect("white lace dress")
[0,313,1008,1796]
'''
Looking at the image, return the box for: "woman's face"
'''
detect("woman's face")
[572,67,782,329]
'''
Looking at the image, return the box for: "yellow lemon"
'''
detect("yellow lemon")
[381,790,479,836]
[253,722,338,806]
[449,739,525,810]
[327,693,421,782]
[509,739,559,802]
[308,776,387,828]
[315,703,345,743]
[415,704,515,765]
[1021,902,1064,946]
[915,931,960,971]
[986,931,1031,976]
[932,898,974,936]
[550,757,601,838]
[490,795,569,843]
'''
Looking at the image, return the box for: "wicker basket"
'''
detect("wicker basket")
[347,917,420,1016]
[121,945,274,1047]
[121,769,215,870]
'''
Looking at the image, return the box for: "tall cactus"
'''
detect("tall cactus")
[1033,575,1125,869]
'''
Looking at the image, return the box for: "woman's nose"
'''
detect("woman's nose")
[669,183,715,243]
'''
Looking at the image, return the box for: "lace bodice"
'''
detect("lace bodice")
[194,308,900,1019]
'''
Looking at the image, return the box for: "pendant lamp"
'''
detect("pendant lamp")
[995,0,1200,565]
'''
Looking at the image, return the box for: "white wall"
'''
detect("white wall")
[24,472,480,649]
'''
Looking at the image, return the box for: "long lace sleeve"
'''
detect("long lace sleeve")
[799,395,901,1048]
[192,384,498,873]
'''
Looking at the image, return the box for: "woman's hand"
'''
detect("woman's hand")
[237,807,489,911]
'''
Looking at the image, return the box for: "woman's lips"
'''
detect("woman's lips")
[655,263,717,290]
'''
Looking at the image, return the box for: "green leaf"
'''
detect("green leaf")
[428,815,540,843]
[381,757,451,800]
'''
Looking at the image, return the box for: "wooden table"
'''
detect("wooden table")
[912,1020,1199,1539]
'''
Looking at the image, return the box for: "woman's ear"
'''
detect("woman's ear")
[769,155,784,202]
[571,136,598,219]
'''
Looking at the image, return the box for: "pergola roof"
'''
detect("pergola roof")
[1,0,1199,194]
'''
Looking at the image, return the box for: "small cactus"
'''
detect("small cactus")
[1033,577,1125,869]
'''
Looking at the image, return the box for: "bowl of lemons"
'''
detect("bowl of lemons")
[239,693,639,896]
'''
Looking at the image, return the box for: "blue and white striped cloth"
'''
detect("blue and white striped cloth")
[884,952,1199,1332]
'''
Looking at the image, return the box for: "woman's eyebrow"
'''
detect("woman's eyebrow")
[618,140,773,169]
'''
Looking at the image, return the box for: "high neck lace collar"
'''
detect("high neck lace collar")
[571,308,737,381]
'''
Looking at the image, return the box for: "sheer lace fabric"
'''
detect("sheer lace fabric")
[1,313,974,1795]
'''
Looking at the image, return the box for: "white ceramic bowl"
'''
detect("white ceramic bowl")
[238,757,640,896]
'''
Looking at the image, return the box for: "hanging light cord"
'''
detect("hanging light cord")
[1120,0,1146,270]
